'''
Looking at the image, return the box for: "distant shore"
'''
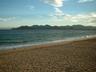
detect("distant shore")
[0,37,96,72]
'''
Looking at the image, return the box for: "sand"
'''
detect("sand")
[0,38,96,72]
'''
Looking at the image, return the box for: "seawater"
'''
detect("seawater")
[0,29,96,50]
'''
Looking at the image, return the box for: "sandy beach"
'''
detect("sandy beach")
[0,38,96,72]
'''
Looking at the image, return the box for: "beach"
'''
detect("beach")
[0,38,96,72]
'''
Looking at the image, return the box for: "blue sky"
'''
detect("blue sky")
[0,0,96,28]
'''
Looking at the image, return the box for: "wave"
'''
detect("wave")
[0,34,96,50]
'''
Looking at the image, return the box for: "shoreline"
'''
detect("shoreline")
[0,34,96,51]
[0,35,96,53]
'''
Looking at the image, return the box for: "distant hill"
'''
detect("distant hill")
[12,25,96,30]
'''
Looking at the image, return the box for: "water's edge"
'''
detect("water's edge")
[0,35,96,51]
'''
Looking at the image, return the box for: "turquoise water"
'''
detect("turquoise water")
[0,29,96,49]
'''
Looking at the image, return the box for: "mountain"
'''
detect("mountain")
[12,25,96,30]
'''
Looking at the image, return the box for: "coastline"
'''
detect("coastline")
[0,34,96,51]
[0,37,96,72]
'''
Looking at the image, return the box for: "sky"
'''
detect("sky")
[0,0,96,29]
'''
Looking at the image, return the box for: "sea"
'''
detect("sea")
[0,29,96,50]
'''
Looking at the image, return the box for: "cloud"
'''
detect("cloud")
[55,8,64,17]
[41,0,96,26]
[42,0,64,7]
[78,0,94,3]
[50,12,96,26]
[67,13,96,25]
[53,0,64,7]
[0,17,16,22]
[42,0,64,18]
[42,0,95,18]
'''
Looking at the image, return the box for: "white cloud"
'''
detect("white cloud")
[42,0,95,19]
[42,0,64,18]
[50,12,96,26]
[91,12,96,17]
[41,0,96,26]
[42,0,64,7]
[78,0,94,3]
[55,8,64,17]
[0,17,16,22]
[65,13,96,22]
[53,0,64,7]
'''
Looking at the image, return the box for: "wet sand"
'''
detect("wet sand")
[0,38,96,72]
